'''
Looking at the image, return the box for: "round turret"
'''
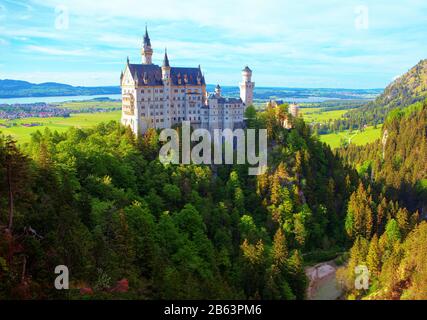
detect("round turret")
[242,66,252,81]
[215,84,221,97]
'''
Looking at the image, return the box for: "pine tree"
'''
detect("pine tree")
[1,137,31,231]
[396,207,410,237]
[286,250,307,300]
[270,173,281,206]
[385,219,401,244]
[293,213,307,248]
[377,197,388,234]
[345,183,374,240]
[366,234,381,278]
[272,228,288,268]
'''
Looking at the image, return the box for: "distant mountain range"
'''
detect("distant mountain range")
[0,80,120,98]
[0,79,383,101]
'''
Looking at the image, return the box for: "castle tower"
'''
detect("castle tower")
[141,26,153,64]
[289,103,299,117]
[161,48,171,81]
[239,66,255,106]
[162,49,171,128]
[215,84,221,97]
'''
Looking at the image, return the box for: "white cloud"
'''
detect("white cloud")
[32,0,375,38]
[25,45,91,56]
[0,27,65,40]
[0,0,424,88]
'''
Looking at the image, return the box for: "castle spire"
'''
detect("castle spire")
[134,70,139,86]
[142,24,153,64]
[143,24,151,47]
[162,48,171,82]
[162,48,170,68]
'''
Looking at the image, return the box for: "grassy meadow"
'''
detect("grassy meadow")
[318,125,382,149]
[298,106,382,149]
[300,107,353,123]
[0,111,121,144]
[0,100,382,148]
[58,100,121,111]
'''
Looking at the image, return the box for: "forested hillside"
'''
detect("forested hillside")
[341,60,427,129]
[375,60,427,109]
[0,105,358,299]
[337,102,427,299]
[0,102,425,300]
[339,101,427,213]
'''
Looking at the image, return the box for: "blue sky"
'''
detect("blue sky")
[0,0,426,88]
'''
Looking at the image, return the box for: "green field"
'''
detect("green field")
[0,111,121,144]
[319,125,382,149]
[0,100,378,148]
[299,106,381,148]
[58,100,121,111]
[301,108,353,123]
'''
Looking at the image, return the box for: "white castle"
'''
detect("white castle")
[120,27,255,135]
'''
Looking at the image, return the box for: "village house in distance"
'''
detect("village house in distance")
[120,27,255,135]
